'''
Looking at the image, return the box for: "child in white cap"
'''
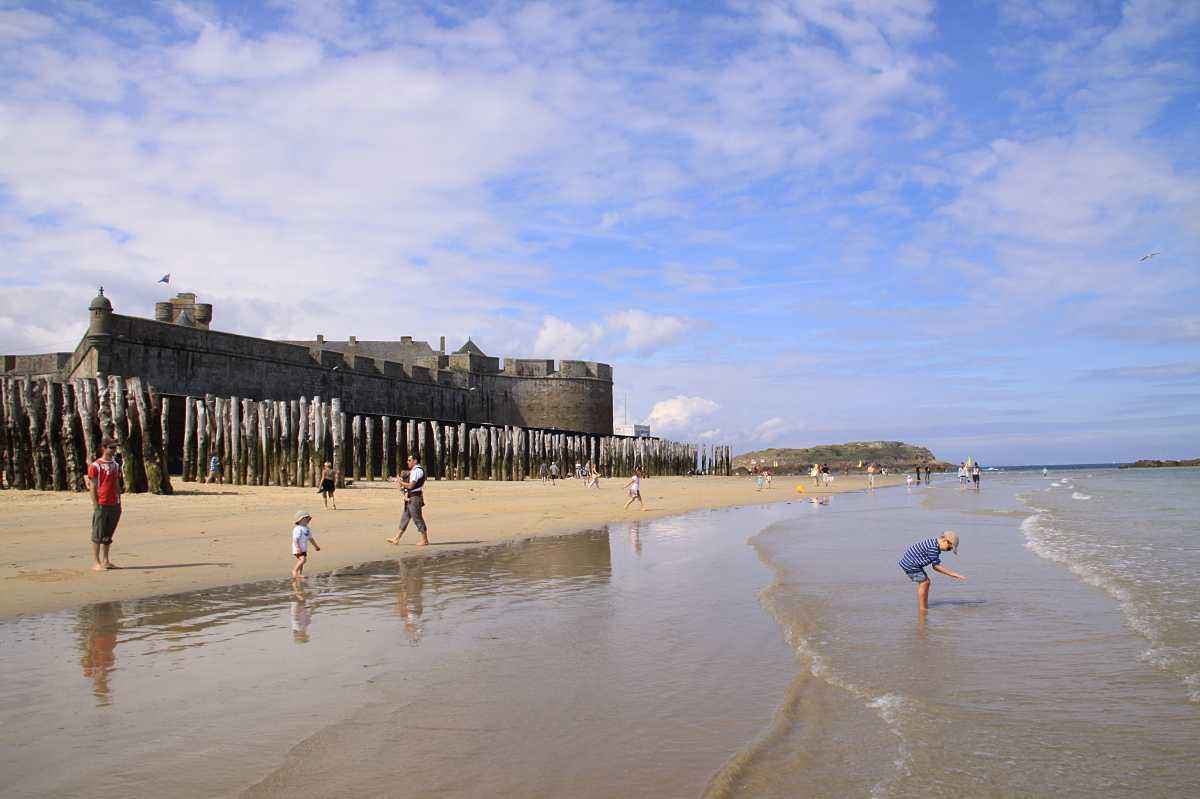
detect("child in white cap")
[291,511,321,579]
[898,531,965,615]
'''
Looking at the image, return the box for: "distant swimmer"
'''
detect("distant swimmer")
[1139,251,1159,262]
[1043,468,1048,478]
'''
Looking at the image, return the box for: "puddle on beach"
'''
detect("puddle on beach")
[0,506,803,799]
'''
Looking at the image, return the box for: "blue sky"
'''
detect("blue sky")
[1,0,1197,464]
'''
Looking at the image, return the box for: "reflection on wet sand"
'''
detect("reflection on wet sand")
[290,584,312,643]
[77,601,122,706]
[394,560,425,644]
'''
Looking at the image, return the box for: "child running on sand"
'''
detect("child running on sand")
[899,531,965,615]
[292,511,321,579]
[623,467,645,511]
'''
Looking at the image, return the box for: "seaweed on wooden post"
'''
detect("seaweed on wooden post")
[160,395,171,478]
[458,423,467,480]
[417,421,427,476]
[445,423,456,480]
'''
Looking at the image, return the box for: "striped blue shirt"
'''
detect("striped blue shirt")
[899,538,942,572]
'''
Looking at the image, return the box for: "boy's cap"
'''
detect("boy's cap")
[295,510,312,523]
[943,531,959,554]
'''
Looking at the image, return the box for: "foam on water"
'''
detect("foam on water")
[1019,477,1200,703]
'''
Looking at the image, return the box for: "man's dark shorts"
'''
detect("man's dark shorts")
[91,504,121,545]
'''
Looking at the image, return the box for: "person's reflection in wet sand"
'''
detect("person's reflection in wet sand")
[394,561,425,644]
[629,520,642,556]
[77,601,122,706]
[291,582,312,643]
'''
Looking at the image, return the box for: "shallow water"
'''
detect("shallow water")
[723,470,1200,798]
[1,471,1197,797]
[0,507,804,798]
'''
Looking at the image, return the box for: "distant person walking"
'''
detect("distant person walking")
[539,461,548,484]
[811,464,821,486]
[899,531,965,616]
[318,462,338,510]
[206,453,222,484]
[624,467,645,511]
[958,462,968,490]
[387,454,430,547]
[867,463,877,490]
[971,463,982,490]
[86,437,124,571]
[549,461,559,485]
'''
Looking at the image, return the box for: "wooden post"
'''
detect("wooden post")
[366,415,377,481]
[196,398,209,486]
[41,380,65,491]
[298,397,310,487]
[229,396,241,485]
[395,418,406,472]
[328,399,341,486]
[430,420,442,480]
[59,383,85,491]
[6,379,28,488]
[417,421,427,476]
[128,377,170,494]
[160,395,171,478]
[104,376,136,492]
[206,393,220,482]
[406,420,416,472]
[350,415,361,481]
[380,416,390,479]
[445,423,456,480]
[183,397,196,482]
[289,400,300,486]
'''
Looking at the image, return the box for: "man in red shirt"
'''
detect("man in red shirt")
[86,437,124,571]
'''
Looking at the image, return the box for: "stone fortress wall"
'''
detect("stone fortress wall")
[2,291,614,436]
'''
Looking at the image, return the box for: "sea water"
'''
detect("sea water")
[715,468,1200,798]
[1,470,1197,797]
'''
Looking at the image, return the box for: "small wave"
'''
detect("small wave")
[1072,492,1092,500]
[1019,512,1198,703]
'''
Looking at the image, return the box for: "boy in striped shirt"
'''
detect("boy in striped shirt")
[899,531,966,615]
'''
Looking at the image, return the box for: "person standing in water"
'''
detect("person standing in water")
[899,531,966,616]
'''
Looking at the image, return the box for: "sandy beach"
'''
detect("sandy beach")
[0,473,896,618]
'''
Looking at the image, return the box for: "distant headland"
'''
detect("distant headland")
[1119,458,1200,469]
[734,441,953,474]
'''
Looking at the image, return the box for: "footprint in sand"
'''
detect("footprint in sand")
[8,568,87,583]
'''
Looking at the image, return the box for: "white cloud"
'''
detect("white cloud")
[644,396,720,436]
[753,416,802,443]
[531,310,691,359]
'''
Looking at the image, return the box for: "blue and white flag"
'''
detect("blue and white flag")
[158,273,170,284]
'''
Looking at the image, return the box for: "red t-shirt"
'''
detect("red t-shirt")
[88,459,122,506]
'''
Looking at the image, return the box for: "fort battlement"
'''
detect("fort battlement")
[2,292,615,436]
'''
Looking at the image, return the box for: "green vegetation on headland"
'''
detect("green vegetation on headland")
[733,442,954,474]
[1119,459,1200,469]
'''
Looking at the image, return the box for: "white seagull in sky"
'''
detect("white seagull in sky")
[1138,251,1159,262]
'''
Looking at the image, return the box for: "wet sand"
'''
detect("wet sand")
[0,474,897,618]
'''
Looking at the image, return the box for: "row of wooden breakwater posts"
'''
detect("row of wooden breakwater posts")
[0,376,732,493]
